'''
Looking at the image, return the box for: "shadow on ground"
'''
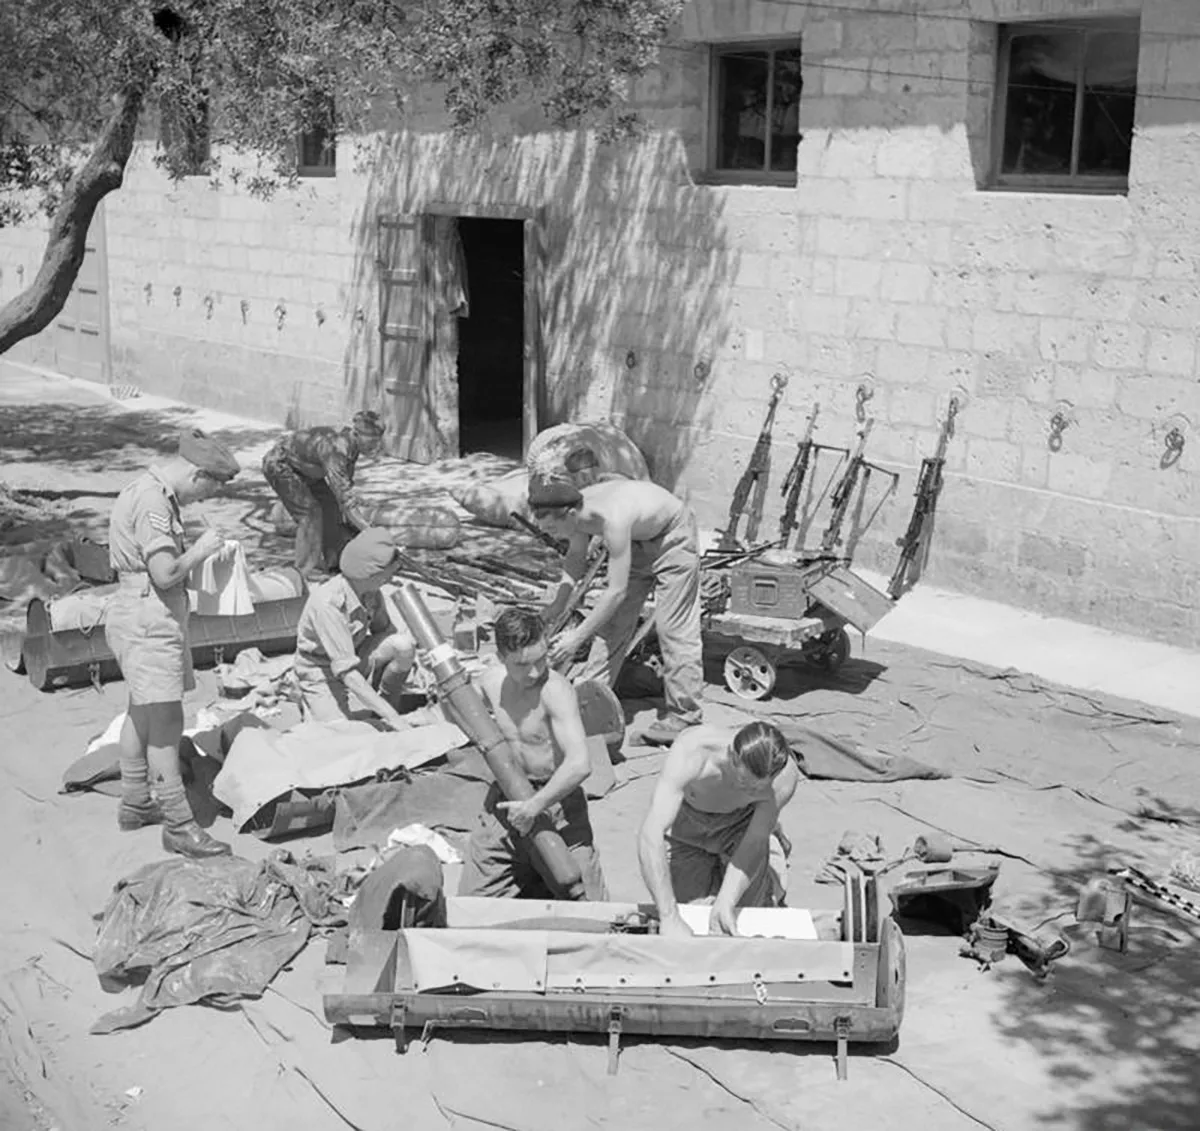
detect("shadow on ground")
[994,831,1200,1131]
[0,402,281,474]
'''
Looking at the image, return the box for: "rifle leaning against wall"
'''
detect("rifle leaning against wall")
[717,372,788,552]
[778,402,821,547]
[888,397,960,600]
[820,418,875,555]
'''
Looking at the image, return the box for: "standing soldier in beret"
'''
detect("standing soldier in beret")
[105,427,241,858]
[262,410,386,579]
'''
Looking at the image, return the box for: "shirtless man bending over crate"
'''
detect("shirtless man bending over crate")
[532,474,704,746]
[638,721,799,938]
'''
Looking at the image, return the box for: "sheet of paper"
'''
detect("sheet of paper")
[678,905,818,940]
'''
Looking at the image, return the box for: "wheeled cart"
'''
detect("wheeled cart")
[703,551,896,701]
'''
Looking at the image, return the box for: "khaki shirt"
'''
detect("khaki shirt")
[294,575,388,679]
[108,468,185,574]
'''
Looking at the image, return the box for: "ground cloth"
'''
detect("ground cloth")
[90,851,345,1033]
[213,718,468,832]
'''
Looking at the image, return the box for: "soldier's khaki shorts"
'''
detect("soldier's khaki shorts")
[104,580,194,705]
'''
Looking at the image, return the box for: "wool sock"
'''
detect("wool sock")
[148,745,194,831]
[117,715,152,808]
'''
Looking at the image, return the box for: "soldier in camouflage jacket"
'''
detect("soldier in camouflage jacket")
[262,410,386,577]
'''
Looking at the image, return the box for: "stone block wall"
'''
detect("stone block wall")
[1,0,1199,644]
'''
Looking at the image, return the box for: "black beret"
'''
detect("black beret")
[178,427,240,481]
[528,474,583,509]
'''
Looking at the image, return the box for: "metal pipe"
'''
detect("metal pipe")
[392,582,586,901]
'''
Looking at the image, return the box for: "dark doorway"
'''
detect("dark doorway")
[456,217,525,459]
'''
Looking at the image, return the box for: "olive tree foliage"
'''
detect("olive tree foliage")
[0,0,683,355]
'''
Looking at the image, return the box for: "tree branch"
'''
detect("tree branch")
[0,81,144,356]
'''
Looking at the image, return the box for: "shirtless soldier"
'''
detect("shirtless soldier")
[532,475,703,746]
[638,721,799,937]
[457,607,608,901]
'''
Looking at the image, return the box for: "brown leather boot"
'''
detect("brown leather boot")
[118,800,165,831]
[162,822,233,859]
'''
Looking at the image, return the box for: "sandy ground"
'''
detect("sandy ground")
[2,372,1200,1131]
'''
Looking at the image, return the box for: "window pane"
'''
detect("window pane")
[770,48,803,173]
[717,50,769,170]
[300,125,335,169]
[1078,30,1137,175]
[1001,32,1080,176]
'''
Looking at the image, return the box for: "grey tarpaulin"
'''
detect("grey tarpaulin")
[775,721,948,782]
[333,749,494,851]
[91,851,344,1033]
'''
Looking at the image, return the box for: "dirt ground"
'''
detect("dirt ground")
[2,372,1199,1131]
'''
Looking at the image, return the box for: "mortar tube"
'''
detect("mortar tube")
[393,582,587,901]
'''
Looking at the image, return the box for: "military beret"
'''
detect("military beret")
[340,527,399,581]
[528,474,583,510]
[178,427,240,481]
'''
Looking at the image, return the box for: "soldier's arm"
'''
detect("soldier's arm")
[307,597,407,729]
[569,517,632,640]
[319,433,373,531]
[523,674,592,815]
[139,500,220,590]
[543,532,591,623]
[637,743,694,927]
[717,761,799,911]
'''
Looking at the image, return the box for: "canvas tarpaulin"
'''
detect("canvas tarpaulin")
[213,717,468,832]
[90,852,345,1033]
[400,929,854,993]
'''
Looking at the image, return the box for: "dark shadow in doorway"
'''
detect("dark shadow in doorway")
[457,217,525,460]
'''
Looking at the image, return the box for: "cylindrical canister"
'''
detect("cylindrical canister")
[913,834,954,864]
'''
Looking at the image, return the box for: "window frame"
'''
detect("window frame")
[296,92,338,178]
[297,121,337,178]
[707,39,802,186]
[990,17,1139,194]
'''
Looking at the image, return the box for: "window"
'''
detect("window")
[710,42,803,183]
[160,96,211,176]
[298,97,337,177]
[993,19,1139,191]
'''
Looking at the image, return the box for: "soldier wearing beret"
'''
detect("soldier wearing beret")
[262,410,386,579]
[105,427,241,859]
[292,527,417,728]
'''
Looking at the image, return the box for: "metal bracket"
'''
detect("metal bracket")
[390,1001,408,1054]
[607,1006,625,1076]
[834,1016,852,1081]
[212,644,226,667]
[88,661,102,694]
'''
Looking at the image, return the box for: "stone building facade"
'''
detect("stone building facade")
[2,0,1198,644]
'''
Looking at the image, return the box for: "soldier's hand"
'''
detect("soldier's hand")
[548,630,585,668]
[709,900,739,937]
[496,798,539,836]
[658,912,695,939]
[193,528,225,560]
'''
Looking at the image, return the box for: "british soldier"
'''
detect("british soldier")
[105,427,241,858]
[262,410,385,578]
[291,527,417,727]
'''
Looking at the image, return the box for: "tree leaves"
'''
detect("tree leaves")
[1,0,683,222]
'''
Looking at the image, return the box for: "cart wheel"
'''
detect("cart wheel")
[724,646,777,700]
[812,627,851,672]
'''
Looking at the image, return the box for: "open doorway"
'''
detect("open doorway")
[456,217,525,459]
